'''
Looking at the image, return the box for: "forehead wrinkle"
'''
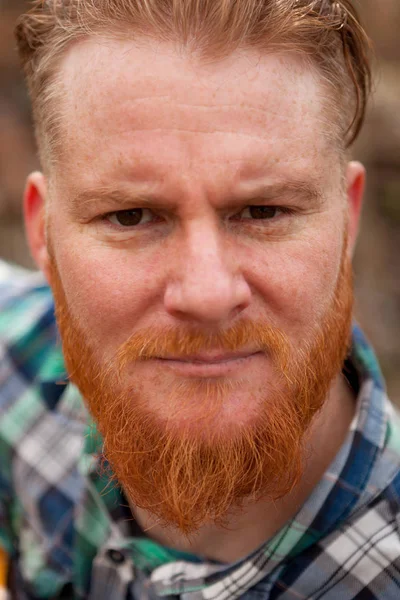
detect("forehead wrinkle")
[57,38,341,188]
[79,89,321,135]
[61,39,324,123]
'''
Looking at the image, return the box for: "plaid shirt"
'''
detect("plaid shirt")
[1,260,400,600]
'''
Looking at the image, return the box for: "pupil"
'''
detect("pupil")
[249,206,276,219]
[116,209,142,226]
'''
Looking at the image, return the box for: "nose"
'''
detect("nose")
[163,221,251,324]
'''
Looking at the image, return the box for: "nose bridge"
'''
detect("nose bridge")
[180,218,232,296]
[187,217,224,270]
[164,217,251,322]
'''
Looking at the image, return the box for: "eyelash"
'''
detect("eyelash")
[100,206,295,230]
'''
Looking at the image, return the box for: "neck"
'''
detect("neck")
[128,374,356,563]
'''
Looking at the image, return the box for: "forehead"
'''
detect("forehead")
[57,37,337,191]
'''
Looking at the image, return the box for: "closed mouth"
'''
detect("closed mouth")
[158,351,259,364]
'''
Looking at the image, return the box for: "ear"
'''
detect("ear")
[24,172,51,282]
[346,161,366,258]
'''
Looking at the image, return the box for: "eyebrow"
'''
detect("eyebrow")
[247,180,324,206]
[69,186,164,218]
[69,179,324,217]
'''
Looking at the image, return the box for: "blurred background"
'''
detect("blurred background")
[0,0,399,401]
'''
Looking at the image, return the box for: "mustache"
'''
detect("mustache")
[115,320,291,369]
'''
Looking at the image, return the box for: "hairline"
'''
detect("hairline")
[37,29,348,177]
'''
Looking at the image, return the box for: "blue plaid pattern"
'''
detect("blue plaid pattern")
[1,260,400,599]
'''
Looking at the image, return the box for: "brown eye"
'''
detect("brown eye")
[107,209,153,227]
[241,206,280,220]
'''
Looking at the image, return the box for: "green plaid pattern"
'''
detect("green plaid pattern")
[1,260,400,599]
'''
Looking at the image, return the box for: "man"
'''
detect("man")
[1,0,399,598]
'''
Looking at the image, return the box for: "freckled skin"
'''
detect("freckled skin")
[48,40,345,353]
[25,38,365,561]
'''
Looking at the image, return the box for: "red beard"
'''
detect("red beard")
[49,245,353,533]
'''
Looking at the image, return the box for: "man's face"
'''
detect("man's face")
[29,39,362,531]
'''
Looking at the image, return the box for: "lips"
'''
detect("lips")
[153,351,264,377]
[159,351,259,364]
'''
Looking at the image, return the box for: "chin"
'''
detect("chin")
[125,377,272,443]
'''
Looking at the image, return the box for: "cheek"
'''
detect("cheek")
[54,238,165,352]
[246,235,343,332]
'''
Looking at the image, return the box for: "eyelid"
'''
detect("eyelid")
[233,205,295,219]
[102,207,157,228]
[97,203,295,231]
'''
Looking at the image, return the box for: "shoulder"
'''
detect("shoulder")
[0,260,61,477]
[323,468,400,596]
[0,262,88,566]
[332,402,400,590]
[0,262,56,553]
[0,259,58,378]
[0,257,53,306]
[301,427,400,598]
[0,260,55,345]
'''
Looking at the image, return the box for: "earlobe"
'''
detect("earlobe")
[23,172,51,281]
[346,161,366,258]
